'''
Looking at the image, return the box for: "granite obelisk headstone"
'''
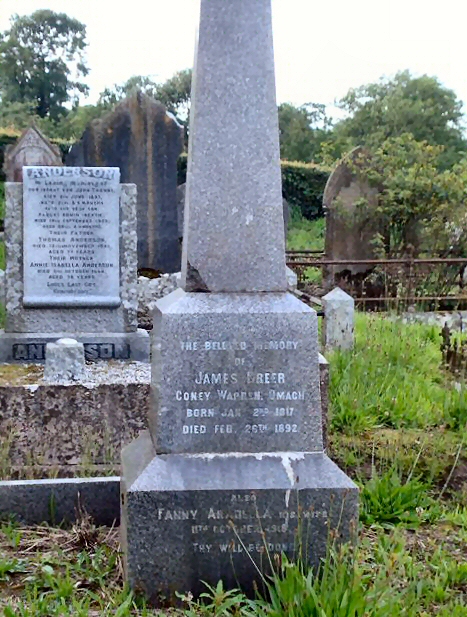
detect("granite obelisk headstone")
[121,0,358,603]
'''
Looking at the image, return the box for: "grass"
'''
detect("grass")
[286,214,325,252]
[328,313,467,432]
[0,314,466,614]
[0,519,466,615]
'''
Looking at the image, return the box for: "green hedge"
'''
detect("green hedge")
[177,153,329,220]
[281,160,329,219]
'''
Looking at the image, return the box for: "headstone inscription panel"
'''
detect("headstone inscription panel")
[23,167,120,307]
[151,292,322,454]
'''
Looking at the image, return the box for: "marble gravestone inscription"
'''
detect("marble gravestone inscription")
[23,167,120,307]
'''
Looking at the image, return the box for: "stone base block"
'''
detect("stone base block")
[0,329,150,362]
[121,432,358,604]
[1,373,150,471]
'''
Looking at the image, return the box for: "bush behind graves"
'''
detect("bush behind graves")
[280,160,330,220]
[346,134,467,259]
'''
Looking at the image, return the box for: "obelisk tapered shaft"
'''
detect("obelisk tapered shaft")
[181,0,286,293]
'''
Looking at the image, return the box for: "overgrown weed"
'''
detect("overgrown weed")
[329,314,467,431]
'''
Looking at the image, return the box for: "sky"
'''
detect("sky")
[1,0,467,119]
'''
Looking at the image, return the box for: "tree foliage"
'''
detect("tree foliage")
[333,71,467,168]
[353,134,467,256]
[278,102,332,163]
[0,10,89,121]
[98,69,192,122]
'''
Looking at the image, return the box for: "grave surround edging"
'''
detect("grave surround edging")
[0,476,121,526]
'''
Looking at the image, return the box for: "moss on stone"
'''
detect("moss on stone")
[0,362,42,385]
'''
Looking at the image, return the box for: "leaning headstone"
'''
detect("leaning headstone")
[67,93,184,274]
[322,287,355,351]
[0,167,149,362]
[323,146,380,290]
[43,338,85,384]
[4,126,62,182]
[121,0,358,603]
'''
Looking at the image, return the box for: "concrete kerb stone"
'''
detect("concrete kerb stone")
[0,476,120,526]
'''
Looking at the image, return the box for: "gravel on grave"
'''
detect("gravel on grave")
[1,361,152,388]
[77,361,151,387]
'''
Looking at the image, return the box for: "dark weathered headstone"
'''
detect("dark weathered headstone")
[67,93,183,273]
[4,126,62,182]
[323,146,380,289]
[121,0,358,604]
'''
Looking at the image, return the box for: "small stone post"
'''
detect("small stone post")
[322,287,355,351]
[43,338,85,384]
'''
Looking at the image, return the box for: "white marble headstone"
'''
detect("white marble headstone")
[23,166,121,307]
